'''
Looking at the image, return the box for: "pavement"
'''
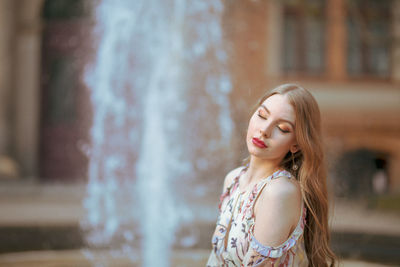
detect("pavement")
[0,182,399,266]
[0,249,396,267]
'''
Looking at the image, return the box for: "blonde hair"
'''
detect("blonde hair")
[246,84,336,267]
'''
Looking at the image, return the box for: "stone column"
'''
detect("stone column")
[326,0,346,80]
[392,0,400,82]
[14,0,43,178]
[266,0,283,78]
[0,0,21,179]
[0,0,14,156]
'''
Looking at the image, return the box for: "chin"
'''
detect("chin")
[248,147,265,157]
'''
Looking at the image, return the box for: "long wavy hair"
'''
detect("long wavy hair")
[245,84,336,267]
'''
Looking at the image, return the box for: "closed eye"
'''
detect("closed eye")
[258,110,292,133]
[257,113,267,120]
[257,110,267,120]
[278,126,290,133]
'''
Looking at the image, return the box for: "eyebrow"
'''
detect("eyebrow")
[260,104,295,128]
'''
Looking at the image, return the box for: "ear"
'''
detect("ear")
[290,144,300,154]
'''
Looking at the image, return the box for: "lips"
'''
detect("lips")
[252,137,267,148]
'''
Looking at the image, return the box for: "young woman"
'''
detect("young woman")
[207,84,336,266]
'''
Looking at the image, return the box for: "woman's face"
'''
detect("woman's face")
[246,94,299,163]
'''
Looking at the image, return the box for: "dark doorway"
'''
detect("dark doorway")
[333,148,389,198]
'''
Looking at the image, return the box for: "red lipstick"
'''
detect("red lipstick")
[252,137,267,148]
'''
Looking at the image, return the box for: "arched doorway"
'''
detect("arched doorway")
[40,0,94,181]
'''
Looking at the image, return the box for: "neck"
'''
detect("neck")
[245,156,282,183]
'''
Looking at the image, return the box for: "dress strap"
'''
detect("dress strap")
[265,169,292,182]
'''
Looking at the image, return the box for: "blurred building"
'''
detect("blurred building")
[0,0,92,182]
[225,0,400,195]
[0,0,399,193]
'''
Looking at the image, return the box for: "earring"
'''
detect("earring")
[291,152,298,171]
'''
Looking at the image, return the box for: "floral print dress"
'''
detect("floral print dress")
[207,167,308,267]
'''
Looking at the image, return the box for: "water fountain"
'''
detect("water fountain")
[82,0,233,266]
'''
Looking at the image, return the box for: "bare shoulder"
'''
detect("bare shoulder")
[253,176,302,246]
[222,166,245,193]
[258,176,303,217]
[262,176,302,202]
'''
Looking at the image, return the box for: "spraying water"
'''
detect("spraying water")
[82,0,232,265]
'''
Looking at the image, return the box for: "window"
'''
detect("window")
[282,0,326,75]
[346,0,391,77]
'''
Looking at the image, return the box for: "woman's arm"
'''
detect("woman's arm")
[254,178,301,246]
[242,177,302,266]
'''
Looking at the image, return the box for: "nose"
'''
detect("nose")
[259,121,273,138]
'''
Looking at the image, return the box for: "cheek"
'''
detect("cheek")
[246,126,252,141]
[278,134,296,148]
[270,132,294,146]
[246,117,259,137]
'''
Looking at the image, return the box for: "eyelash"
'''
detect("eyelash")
[257,112,290,133]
